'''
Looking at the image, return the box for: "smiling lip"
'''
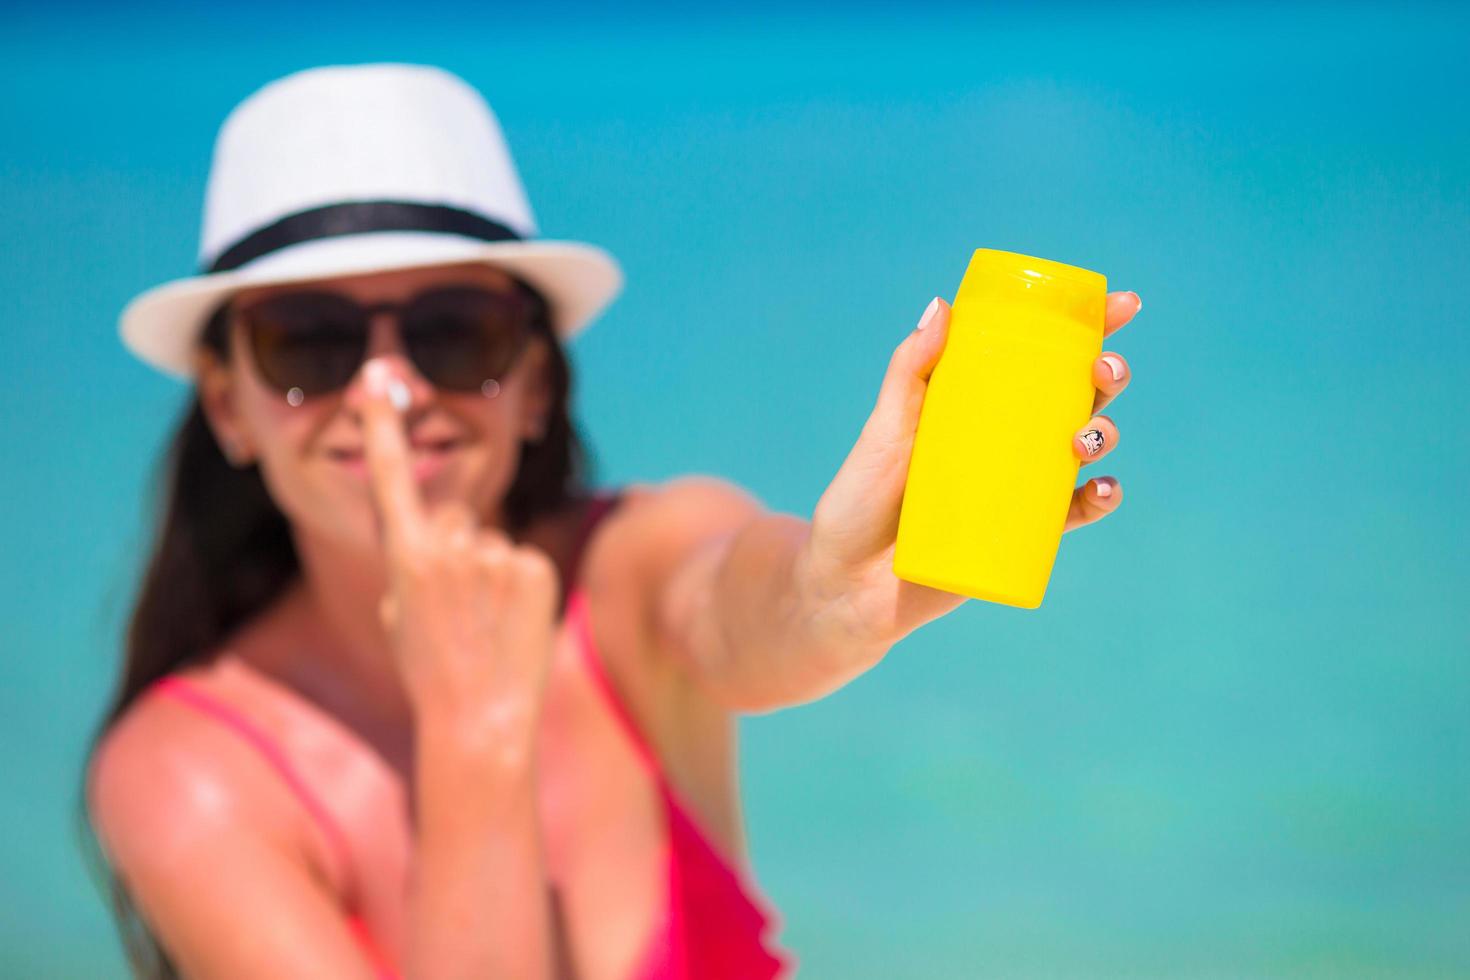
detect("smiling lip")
[328,441,460,483]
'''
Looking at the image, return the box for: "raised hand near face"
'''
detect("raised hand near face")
[360,360,562,749]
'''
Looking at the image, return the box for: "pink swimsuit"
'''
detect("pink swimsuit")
[148,489,794,979]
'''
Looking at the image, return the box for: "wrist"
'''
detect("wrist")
[792,535,895,668]
[413,696,542,775]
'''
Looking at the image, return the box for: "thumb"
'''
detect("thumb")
[812,297,953,565]
[857,296,951,461]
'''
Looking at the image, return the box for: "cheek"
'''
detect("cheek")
[244,392,320,459]
[237,385,330,504]
[437,394,524,495]
[444,389,520,440]
[248,401,374,544]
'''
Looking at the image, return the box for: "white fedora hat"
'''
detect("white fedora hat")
[119,62,624,380]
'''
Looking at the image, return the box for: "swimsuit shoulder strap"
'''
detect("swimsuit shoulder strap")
[564,489,795,976]
[148,674,356,877]
[564,489,661,768]
[567,588,659,770]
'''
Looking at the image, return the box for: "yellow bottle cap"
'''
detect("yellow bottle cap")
[958,248,1107,326]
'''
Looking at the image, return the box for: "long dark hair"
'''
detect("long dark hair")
[74,274,596,978]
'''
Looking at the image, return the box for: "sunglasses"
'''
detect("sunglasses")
[234,282,544,400]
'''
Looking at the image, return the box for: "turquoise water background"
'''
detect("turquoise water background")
[3,3,1467,976]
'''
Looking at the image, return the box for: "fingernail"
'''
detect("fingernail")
[364,360,390,396]
[1079,428,1105,456]
[386,379,410,413]
[1095,478,1114,498]
[1101,354,1126,381]
[916,297,941,331]
[1128,291,1142,312]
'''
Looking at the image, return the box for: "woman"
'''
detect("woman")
[79,64,1139,979]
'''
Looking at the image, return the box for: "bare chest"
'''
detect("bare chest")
[193,491,745,976]
[296,602,708,979]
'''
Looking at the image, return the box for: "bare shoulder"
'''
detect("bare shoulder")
[609,474,766,579]
[86,681,322,893]
[85,686,387,977]
[588,475,767,681]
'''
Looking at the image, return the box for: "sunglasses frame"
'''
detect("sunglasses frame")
[233,280,547,402]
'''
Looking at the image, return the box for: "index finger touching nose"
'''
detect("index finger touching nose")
[360,361,424,559]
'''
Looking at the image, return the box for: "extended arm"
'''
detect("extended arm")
[653,292,1140,714]
[652,476,893,713]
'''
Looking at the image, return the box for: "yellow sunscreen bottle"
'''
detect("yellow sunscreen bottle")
[892,248,1107,608]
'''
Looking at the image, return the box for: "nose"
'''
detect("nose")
[341,311,432,416]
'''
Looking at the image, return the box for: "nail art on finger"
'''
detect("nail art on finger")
[1079,428,1106,456]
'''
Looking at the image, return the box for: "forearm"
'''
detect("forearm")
[404,715,552,980]
[694,513,892,712]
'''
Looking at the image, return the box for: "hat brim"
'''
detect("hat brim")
[119,230,624,380]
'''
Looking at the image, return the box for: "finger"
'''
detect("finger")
[1104,290,1142,338]
[1092,351,1131,414]
[472,539,516,649]
[508,545,560,615]
[360,361,425,560]
[856,296,952,464]
[378,591,399,633]
[429,500,478,547]
[821,296,952,550]
[1063,476,1122,533]
[474,520,515,552]
[473,537,513,595]
[1073,414,1119,464]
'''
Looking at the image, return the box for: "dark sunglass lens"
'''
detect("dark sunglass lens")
[402,287,533,391]
[242,292,368,395]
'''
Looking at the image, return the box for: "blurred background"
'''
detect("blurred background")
[3,2,1466,977]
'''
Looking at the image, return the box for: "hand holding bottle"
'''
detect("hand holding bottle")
[801,277,1142,644]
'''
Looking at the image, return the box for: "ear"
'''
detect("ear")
[193,340,254,466]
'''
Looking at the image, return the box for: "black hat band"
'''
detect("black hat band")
[204,199,523,274]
